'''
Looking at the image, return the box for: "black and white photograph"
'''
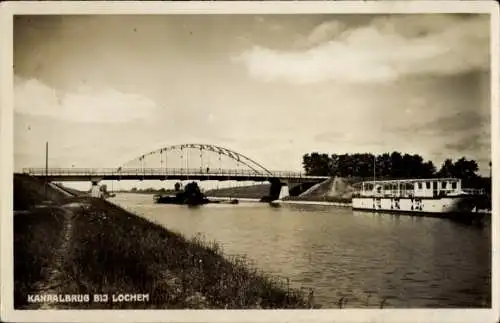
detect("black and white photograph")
[1,1,498,323]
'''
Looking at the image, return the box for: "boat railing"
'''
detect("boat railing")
[461,188,485,195]
[354,189,415,198]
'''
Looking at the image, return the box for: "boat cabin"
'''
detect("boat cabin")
[357,178,463,198]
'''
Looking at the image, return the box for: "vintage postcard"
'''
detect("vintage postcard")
[1,1,499,322]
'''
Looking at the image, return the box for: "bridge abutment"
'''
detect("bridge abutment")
[278,185,290,200]
[90,179,104,198]
[288,182,317,196]
[260,180,323,202]
[260,178,289,202]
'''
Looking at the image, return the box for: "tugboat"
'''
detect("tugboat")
[154,182,238,206]
[155,182,210,206]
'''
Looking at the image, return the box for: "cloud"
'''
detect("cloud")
[304,20,347,47]
[427,110,490,133]
[14,76,159,124]
[444,133,489,152]
[234,15,489,84]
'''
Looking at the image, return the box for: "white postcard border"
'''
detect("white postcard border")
[1,1,499,323]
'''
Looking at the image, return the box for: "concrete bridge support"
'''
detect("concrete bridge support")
[261,179,321,202]
[278,185,289,200]
[90,178,103,198]
[268,178,284,201]
[260,178,284,202]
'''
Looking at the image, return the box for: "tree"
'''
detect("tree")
[421,161,437,178]
[302,150,439,180]
[437,157,479,181]
[390,152,404,178]
[303,152,331,176]
[330,154,340,177]
[376,153,392,179]
[453,157,479,181]
[437,159,454,177]
[302,154,312,175]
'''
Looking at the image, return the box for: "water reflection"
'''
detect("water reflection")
[111,193,491,308]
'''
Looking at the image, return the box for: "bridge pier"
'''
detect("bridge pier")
[260,180,321,202]
[90,178,103,198]
[260,178,288,202]
[278,185,290,200]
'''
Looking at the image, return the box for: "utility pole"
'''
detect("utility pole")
[45,141,48,200]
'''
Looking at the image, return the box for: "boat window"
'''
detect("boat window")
[417,183,422,189]
[426,182,431,189]
[451,182,457,189]
[442,182,447,189]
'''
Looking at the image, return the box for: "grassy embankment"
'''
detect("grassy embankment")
[51,182,89,197]
[14,174,311,309]
[284,177,355,204]
[205,178,355,204]
[205,184,270,199]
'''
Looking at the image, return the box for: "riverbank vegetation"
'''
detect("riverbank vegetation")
[302,152,491,192]
[119,187,177,195]
[14,174,310,309]
[14,174,70,209]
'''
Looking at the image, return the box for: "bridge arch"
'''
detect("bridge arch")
[117,143,273,175]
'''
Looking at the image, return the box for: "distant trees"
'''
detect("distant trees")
[302,152,485,185]
[302,153,332,176]
[124,187,172,194]
[434,157,479,180]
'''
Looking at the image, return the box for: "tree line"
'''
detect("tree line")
[302,152,491,189]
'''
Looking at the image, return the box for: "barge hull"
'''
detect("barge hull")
[352,196,483,215]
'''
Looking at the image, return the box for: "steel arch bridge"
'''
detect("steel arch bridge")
[118,143,273,176]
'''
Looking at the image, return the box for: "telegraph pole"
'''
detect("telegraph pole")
[45,141,48,200]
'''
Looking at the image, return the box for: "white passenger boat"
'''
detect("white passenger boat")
[352,178,487,216]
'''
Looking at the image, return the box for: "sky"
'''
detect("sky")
[13,14,492,190]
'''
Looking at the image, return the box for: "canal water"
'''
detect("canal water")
[110,193,491,308]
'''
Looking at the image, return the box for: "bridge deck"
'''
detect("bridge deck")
[22,168,330,182]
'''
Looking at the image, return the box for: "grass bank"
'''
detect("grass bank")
[205,177,356,204]
[14,174,311,309]
[205,184,270,199]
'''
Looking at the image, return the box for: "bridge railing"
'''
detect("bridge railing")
[22,168,328,179]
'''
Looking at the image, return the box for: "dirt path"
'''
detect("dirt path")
[30,206,76,309]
